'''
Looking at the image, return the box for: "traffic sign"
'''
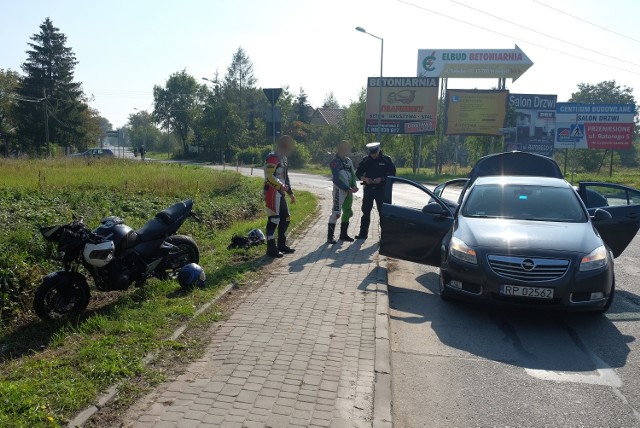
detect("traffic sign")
[417,45,533,81]
[263,88,282,106]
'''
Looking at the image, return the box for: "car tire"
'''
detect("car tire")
[439,271,453,302]
[592,277,615,315]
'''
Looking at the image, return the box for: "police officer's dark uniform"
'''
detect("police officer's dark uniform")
[355,142,396,239]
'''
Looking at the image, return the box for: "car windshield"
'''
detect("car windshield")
[462,184,587,223]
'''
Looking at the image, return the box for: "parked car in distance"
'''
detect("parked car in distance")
[380,152,640,314]
[70,148,115,158]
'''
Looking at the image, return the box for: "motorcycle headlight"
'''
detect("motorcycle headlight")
[579,245,608,271]
[450,237,477,265]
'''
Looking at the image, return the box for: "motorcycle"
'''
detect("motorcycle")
[34,200,200,320]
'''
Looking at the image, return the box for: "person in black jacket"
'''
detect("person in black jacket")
[354,142,396,240]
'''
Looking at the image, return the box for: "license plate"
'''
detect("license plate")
[500,285,554,299]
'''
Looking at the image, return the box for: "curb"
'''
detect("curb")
[373,255,393,428]
[67,282,236,427]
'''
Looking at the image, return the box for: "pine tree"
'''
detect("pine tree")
[223,47,257,118]
[294,88,310,123]
[16,18,88,154]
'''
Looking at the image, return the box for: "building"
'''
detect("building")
[309,107,346,127]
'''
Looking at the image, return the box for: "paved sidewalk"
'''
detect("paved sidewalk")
[126,200,388,427]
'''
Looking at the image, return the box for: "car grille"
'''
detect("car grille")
[487,255,570,283]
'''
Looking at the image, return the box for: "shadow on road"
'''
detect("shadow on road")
[389,271,637,372]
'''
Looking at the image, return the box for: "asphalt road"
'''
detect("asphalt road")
[207,164,640,426]
[389,234,640,426]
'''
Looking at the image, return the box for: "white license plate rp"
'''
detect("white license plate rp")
[500,285,554,299]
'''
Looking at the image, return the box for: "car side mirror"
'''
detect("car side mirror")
[422,202,447,216]
[591,208,612,222]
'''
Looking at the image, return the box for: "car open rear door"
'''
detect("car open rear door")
[432,178,469,209]
[578,182,640,257]
[380,177,454,266]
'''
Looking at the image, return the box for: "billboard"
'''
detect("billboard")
[365,77,439,135]
[555,103,636,149]
[417,46,533,81]
[505,94,557,157]
[444,89,509,136]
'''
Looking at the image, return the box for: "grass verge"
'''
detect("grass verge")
[0,158,317,427]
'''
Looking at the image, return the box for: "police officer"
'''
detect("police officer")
[355,142,396,240]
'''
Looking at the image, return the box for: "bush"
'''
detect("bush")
[235,146,272,165]
[289,143,311,168]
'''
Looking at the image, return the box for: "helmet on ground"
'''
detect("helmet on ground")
[83,240,115,267]
[177,263,206,288]
[248,228,266,243]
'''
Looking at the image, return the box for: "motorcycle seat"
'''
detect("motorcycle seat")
[156,200,193,224]
[136,218,169,242]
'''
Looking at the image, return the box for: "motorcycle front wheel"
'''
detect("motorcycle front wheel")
[33,271,91,321]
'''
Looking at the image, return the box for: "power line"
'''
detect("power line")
[448,0,640,68]
[398,0,640,76]
[532,0,640,44]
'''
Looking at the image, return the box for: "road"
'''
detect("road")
[388,227,640,423]
[207,164,640,426]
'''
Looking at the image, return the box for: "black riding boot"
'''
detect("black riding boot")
[267,239,283,258]
[278,236,295,254]
[327,224,337,244]
[339,222,355,242]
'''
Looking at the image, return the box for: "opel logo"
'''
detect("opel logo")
[521,259,536,271]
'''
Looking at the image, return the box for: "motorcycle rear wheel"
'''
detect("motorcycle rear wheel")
[165,235,200,269]
[33,272,91,321]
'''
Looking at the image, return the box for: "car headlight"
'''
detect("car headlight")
[579,245,608,271]
[450,237,477,265]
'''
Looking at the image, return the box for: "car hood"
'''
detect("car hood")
[455,217,602,255]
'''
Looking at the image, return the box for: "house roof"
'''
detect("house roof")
[312,108,346,126]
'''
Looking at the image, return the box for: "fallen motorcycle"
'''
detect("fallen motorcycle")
[34,200,200,320]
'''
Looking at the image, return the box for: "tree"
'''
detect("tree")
[97,116,112,134]
[344,88,368,149]
[15,18,89,155]
[126,110,162,150]
[322,92,340,108]
[569,80,639,171]
[0,69,19,154]
[293,88,310,123]
[224,47,257,118]
[153,70,203,153]
[0,69,19,134]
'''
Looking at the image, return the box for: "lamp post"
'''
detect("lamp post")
[356,26,384,141]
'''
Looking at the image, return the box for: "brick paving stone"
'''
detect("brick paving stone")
[127,195,381,427]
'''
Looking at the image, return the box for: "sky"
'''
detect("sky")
[2,0,640,128]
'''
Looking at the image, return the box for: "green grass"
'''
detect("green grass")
[0,158,317,427]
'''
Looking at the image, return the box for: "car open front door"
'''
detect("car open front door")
[380,177,454,266]
[578,182,640,257]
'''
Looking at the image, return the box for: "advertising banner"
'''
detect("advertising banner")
[417,46,533,81]
[444,89,509,136]
[505,94,557,157]
[555,103,636,149]
[365,77,439,135]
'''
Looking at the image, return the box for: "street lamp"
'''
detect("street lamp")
[356,26,384,141]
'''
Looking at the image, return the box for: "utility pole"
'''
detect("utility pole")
[43,88,50,157]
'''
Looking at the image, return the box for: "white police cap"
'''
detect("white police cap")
[366,142,381,152]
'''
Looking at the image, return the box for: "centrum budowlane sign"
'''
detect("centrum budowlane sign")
[365,77,439,135]
[555,103,636,150]
[417,46,533,81]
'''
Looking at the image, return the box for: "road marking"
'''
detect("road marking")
[525,348,621,387]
